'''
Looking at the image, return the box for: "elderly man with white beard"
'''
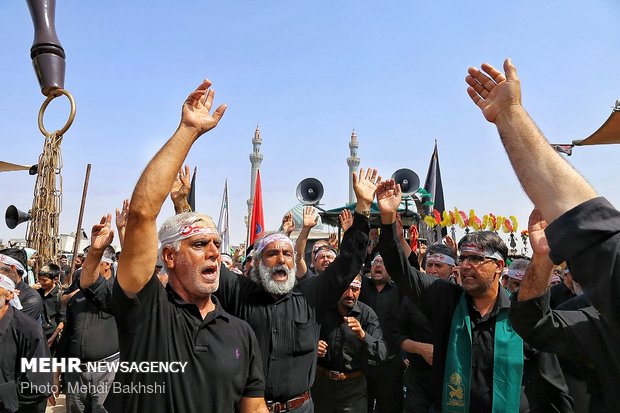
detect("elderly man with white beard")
[215,168,376,413]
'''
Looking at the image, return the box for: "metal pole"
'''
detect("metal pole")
[66,163,90,286]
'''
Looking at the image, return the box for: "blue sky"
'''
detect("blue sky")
[1,1,619,250]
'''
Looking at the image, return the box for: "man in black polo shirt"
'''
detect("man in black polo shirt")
[214,168,374,412]
[312,274,386,412]
[106,80,267,413]
[359,254,403,413]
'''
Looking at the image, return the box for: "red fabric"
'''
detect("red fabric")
[409,225,419,251]
[249,170,265,245]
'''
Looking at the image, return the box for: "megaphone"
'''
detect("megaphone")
[296,178,324,206]
[391,169,420,196]
[5,205,31,229]
[29,164,38,175]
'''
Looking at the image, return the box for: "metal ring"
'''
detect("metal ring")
[38,89,76,137]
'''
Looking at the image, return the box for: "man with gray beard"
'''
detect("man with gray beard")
[215,168,377,412]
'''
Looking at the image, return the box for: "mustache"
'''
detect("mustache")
[269,264,290,275]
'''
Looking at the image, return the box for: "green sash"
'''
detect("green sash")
[442,292,523,413]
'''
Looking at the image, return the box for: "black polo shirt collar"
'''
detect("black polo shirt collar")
[465,285,511,322]
[165,284,230,324]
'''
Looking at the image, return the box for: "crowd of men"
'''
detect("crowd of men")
[1,59,619,413]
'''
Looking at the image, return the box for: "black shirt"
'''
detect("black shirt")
[0,306,53,411]
[107,274,265,413]
[317,301,386,373]
[215,212,369,402]
[16,280,43,323]
[359,277,402,355]
[395,296,433,369]
[379,221,512,412]
[510,291,620,412]
[38,285,65,338]
[58,274,118,361]
[549,282,576,309]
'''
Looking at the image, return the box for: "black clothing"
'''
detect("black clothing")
[317,301,386,373]
[0,306,53,412]
[38,285,65,338]
[359,278,402,355]
[215,212,369,403]
[108,274,265,413]
[549,283,576,309]
[16,280,43,323]
[58,275,118,362]
[312,374,367,413]
[395,297,433,413]
[545,197,620,331]
[298,268,317,284]
[510,291,620,412]
[379,221,511,412]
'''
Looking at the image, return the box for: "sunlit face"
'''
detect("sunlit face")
[459,254,503,297]
[425,260,453,280]
[260,242,295,282]
[313,250,336,274]
[370,257,389,283]
[60,257,68,266]
[165,229,222,300]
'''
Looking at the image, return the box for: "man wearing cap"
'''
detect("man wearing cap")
[359,254,404,413]
[0,268,53,413]
[312,275,386,412]
[105,80,267,413]
[0,248,43,323]
[215,167,375,412]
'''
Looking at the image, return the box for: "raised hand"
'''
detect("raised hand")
[376,179,402,222]
[180,79,227,136]
[345,316,366,340]
[353,168,381,211]
[281,212,295,236]
[528,208,550,255]
[339,209,353,232]
[170,165,191,203]
[115,199,130,232]
[466,58,521,123]
[443,235,458,255]
[328,233,339,250]
[91,213,114,251]
[302,206,319,229]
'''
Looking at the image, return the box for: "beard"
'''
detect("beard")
[252,261,296,296]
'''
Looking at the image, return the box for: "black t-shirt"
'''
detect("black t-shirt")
[106,275,265,413]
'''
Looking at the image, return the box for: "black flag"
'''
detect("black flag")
[423,141,447,238]
[188,167,197,212]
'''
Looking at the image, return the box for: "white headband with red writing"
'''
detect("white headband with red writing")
[159,224,219,246]
[426,253,456,266]
[460,243,503,261]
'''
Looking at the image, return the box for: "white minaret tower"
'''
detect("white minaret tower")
[347,129,360,204]
[247,125,263,224]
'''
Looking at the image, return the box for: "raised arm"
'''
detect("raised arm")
[118,80,226,297]
[376,179,436,302]
[115,199,129,248]
[294,206,318,278]
[518,209,554,302]
[80,214,114,290]
[466,59,597,223]
[170,165,193,214]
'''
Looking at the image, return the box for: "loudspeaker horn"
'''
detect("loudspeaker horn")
[391,168,420,196]
[296,178,324,206]
[5,205,31,229]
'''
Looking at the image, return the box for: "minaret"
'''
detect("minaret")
[247,125,263,221]
[347,129,360,204]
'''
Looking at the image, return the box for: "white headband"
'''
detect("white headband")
[460,243,503,261]
[0,274,23,310]
[254,233,295,255]
[349,278,362,289]
[426,253,456,267]
[0,254,26,274]
[159,223,219,246]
